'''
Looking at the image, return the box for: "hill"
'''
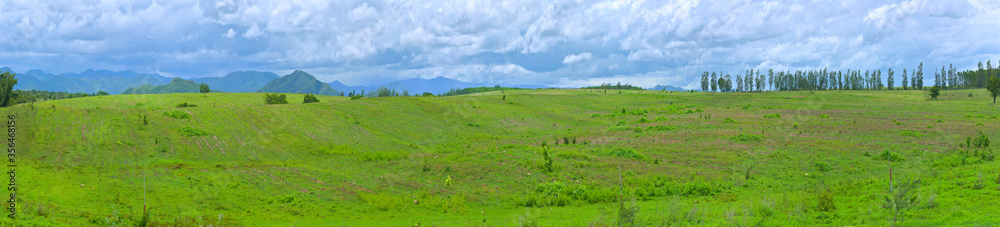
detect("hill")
[1,67,171,94]
[649,84,686,91]
[257,70,339,95]
[121,77,217,94]
[193,71,278,93]
[2,89,999,225]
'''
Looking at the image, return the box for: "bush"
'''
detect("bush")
[303,94,320,103]
[163,110,191,119]
[875,150,905,162]
[929,86,941,100]
[543,148,553,172]
[763,113,781,119]
[263,93,288,104]
[634,117,651,123]
[817,190,836,212]
[176,102,197,108]
[731,134,764,143]
[819,114,830,118]
[722,117,735,123]
[973,131,991,148]
[179,126,208,136]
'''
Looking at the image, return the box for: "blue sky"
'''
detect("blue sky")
[1,0,998,89]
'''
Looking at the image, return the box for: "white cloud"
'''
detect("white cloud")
[243,23,265,40]
[562,52,592,64]
[222,28,235,38]
[627,49,663,62]
[0,0,998,89]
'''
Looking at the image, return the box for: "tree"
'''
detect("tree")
[0,71,17,107]
[988,75,1000,103]
[887,68,894,90]
[916,62,924,90]
[303,94,320,103]
[700,72,709,92]
[199,82,210,93]
[264,93,288,104]
[929,86,940,100]
[902,69,908,90]
[710,72,718,92]
[96,90,110,96]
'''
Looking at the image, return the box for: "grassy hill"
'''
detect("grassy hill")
[2,89,999,225]
[257,70,339,96]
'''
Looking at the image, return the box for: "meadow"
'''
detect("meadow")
[1,88,998,226]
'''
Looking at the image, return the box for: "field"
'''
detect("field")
[1,89,999,226]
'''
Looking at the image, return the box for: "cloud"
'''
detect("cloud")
[562,52,592,64]
[243,23,265,39]
[222,28,236,38]
[0,0,998,89]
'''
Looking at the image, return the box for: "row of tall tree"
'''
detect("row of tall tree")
[699,64,933,92]
[697,60,1000,92]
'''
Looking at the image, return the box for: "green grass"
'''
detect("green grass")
[2,89,1000,225]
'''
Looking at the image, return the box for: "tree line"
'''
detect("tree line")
[699,60,1000,92]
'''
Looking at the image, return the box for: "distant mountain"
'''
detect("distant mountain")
[122,78,218,94]
[257,70,339,96]
[193,71,278,93]
[0,67,171,94]
[330,76,548,96]
[648,85,686,91]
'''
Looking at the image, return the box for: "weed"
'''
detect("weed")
[178,126,208,136]
[731,134,764,143]
[163,110,191,119]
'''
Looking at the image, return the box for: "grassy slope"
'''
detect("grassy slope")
[2,89,999,226]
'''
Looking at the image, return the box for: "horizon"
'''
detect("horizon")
[2,1,999,89]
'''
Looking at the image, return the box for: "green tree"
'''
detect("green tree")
[542,147,553,172]
[0,71,17,107]
[264,93,288,104]
[917,62,924,90]
[929,86,940,100]
[988,75,1000,103]
[199,82,210,93]
[303,94,320,103]
[902,69,908,90]
[887,68,894,90]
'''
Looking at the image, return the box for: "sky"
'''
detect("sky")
[1,0,999,89]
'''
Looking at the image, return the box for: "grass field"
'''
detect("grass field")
[1,89,999,226]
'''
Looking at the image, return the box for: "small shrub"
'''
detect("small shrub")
[179,126,208,136]
[875,149,905,162]
[763,113,781,119]
[542,147,553,172]
[303,94,320,103]
[654,115,668,121]
[563,137,570,145]
[814,162,832,172]
[163,110,192,119]
[466,123,482,127]
[819,114,829,118]
[935,119,943,123]
[972,131,990,148]
[722,117,735,123]
[176,102,197,108]
[817,190,836,212]
[634,117,651,123]
[969,92,974,97]
[731,134,764,143]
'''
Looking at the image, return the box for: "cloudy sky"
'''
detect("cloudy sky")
[1,0,998,89]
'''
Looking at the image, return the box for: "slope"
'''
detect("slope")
[257,70,339,95]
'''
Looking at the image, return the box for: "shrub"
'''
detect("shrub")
[543,147,553,172]
[731,134,764,143]
[814,162,832,172]
[303,94,320,103]
[763,113,781,119]
[654,115,668,121]
[263,93,288,104]
[176,102,197,108]
[929,86,940,100]
[817,190,836,212]
[634,117,651,123]
[178,126,208,136]
[163,110,191,119]
[722,117,735,123]
[875,149,905,162]
[466,123,482,127]
[973,131,991,148]
[819,114,830,118]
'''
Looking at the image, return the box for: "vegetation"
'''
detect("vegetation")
[199,82,210,93]
[988,75,999,103]
[303,94,320,103]
[122,77,218,94]
[255,70,339,96]
[0,71,17,107]
[443,86,521,96]
[3,88,999,226]
[263,93,288,104]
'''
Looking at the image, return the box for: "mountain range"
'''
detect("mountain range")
[329,76,549,96]
[2,67,689,95]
